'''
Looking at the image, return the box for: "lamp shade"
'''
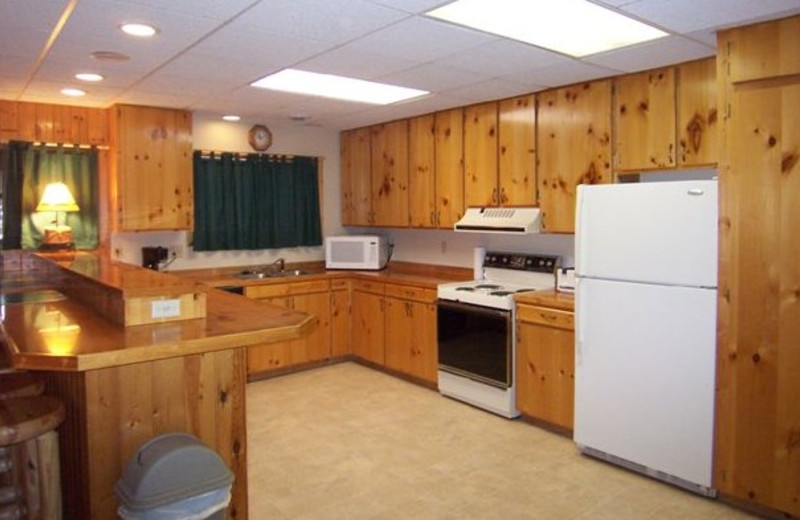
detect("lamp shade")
[36,182,80,212]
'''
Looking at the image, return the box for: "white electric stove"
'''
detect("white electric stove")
[437,252,559,418]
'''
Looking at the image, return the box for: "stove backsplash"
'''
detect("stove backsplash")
[380,229,575,269]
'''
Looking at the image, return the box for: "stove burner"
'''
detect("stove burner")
[475,284,501,290]
[455,287,475,292]
[489,291,513,297]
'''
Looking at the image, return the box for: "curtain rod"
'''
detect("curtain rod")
[32,141,110,150]
[195,150,314,160]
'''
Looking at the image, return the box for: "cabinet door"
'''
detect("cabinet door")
[371,120,409,227]
[516,308,575,430]
[615,67,676,171]
[290,291,331,365]
[330,280,351,358]
[247,296,293,376]
[434,108,464,229]
[112,105,193,231]
[340,127,372,226]
[678,58,718,167]
[351,290,385,365]
[385,298,437,384]
[385,298,412,374]
[408,114,436,228]
[537,80,612,233]
[499,94,536,206]
[464,101,499,207]
[723,16,800,83]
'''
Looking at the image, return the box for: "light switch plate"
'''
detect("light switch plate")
[152,299,181,319]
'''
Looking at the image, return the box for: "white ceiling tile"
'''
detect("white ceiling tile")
[378,63,487,92]
[295,47,420,80]
[365,0,452,15]
[508,61,620,89]
[441,78,532,103]
[618,0,800,32]
[348,17,497,63]
[107,0,261,22]
[440,39,571,77]
[584,35,714,72]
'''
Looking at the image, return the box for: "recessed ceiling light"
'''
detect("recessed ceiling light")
[91,50,130,61]
[427,0,668,58]
[120,22,158,37]
[61,88,86,97]
[75,73,104,82]
[251,69,428,105]
[222,115,241,122]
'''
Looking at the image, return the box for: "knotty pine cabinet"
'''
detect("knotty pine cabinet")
[109,105,193,231]
[384,283,437,385]
[0,100,108,145]
[537,80,612,233]
[244,279,331,377]
[330,279,351,358]
[408,113,436,228]
[350,279,386,365]
[614,67,677,170]
[434,108,465,228]
[370,120,409,226]
[715,16,800,517]
[498,94,536,206]
[464,101,499,207]
[516,303,575,431]
[340,127,372,226]
[615,59,718,172]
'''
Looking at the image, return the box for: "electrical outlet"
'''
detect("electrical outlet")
[170,244,185,258]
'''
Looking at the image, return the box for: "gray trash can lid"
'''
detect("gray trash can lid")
[114,433,234,511]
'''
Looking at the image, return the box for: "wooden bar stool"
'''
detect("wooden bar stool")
[0,396,64,520]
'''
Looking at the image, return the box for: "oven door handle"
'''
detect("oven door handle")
[437,299,511,318]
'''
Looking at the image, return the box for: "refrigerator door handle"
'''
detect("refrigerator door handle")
[575,185,585,275]
[575,278,585,366]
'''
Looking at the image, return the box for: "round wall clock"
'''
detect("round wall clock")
[248,124,272,151]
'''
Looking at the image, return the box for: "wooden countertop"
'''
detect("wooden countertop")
[0,255,314,372]
[515,289,575,311]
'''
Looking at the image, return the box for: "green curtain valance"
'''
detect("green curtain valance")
[193,151,322,251]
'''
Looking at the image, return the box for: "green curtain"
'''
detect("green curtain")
[193,152,322,251]
[5,141,99,250]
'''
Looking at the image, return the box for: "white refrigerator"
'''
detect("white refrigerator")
[574,180,718,496]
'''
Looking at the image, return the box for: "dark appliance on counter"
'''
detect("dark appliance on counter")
[437,252,559,418]
[142,246,168,271]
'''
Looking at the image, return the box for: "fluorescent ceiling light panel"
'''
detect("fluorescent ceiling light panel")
[251,69,428,105]
[427,0,668,57]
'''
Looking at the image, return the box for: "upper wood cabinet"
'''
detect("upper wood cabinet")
[464,101,499,207]
[109,105,192,231]
[408,114,436,228]
[537,80,612,233]
[0,100,108,145]
[340,127,371,226]
[370,120,409,227]
[677,58,718,167]
[498,94,536,206]
[434,108,465,229]
[614,67,677,170]
[723,15,800,83]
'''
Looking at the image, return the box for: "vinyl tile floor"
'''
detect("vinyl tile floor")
[246,362,756,520]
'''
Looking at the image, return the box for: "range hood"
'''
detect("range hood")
[454,207,542,234]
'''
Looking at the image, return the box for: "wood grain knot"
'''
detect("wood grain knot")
[708,108,718,125]
[751,353,761,364]
[768,135,777,147]
[787,429,800,454]
[782,152,798,174]
[232,439,241,455]
[638,101,649,113]
[619,104,627,115]
[747,490,756,500]
[219,389,228,404]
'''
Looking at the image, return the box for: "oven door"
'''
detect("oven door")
[437,300,512,388]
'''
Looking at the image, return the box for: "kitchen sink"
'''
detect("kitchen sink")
[235,269,319,280]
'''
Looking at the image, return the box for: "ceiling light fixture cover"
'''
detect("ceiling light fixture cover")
[61,88,86,97]
[251,69,428,105]
[222,115,241,122]
[75,73,104,82]
[427,0,668,57]
[120,22,158,37]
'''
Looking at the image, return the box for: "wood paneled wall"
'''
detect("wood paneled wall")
[715,15,800,518]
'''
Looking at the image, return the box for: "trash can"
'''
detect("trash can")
[114,433,234,520]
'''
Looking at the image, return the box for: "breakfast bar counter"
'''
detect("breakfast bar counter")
[0,251,314,520]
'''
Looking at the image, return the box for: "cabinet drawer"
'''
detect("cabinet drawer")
[384,283,436,303]
[351,279,385,295]
[331,279,349,291]
[245,279,330,299]
[517,305,574,330]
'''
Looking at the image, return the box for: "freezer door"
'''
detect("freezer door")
[574,278,716,488]
[575,180,718,287]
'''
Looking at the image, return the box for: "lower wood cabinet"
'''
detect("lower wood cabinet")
[516,303,575,430]
[330,279,351,358]
[384,284,437,385]
[350,280,386,365]
[245,280,331,377]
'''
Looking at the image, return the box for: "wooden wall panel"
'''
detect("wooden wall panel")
[725,15,800,83]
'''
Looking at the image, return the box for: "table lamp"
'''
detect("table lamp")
[36,182,80,250]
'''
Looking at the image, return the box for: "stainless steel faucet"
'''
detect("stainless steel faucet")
[271,257,285,272]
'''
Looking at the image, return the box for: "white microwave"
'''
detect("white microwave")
[325,235,388,270]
